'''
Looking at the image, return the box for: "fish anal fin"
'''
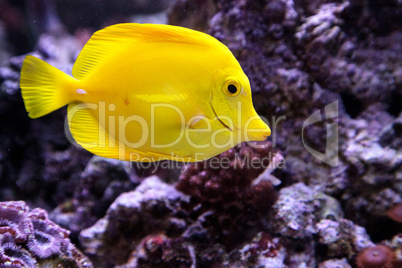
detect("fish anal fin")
[67,102,120,159]
[67,102,154,161]
[145,151,194,163]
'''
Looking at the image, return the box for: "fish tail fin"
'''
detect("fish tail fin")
[20,55,77,118]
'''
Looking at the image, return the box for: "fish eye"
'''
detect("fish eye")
[228,84,238,94]
[222,77,242,97]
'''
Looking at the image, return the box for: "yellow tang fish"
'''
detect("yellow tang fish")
[20,23,271,162]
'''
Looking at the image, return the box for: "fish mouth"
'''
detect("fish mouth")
[248,132,270,141]
[209,103,233,132]
[244,117,271,141]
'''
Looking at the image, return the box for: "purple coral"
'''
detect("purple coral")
[0,227,38,267]
[26,208,70,259]
[0,201,33,243]
[0,201,92,267]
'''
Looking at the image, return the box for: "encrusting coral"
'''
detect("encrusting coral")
[0,201,92,267]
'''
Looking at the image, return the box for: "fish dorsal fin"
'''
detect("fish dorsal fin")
[72,23,227,80]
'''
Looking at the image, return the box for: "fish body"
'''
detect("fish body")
[20,23,271,162]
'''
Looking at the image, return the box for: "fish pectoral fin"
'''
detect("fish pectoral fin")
[160,75,205,120]
[189,115,210,130]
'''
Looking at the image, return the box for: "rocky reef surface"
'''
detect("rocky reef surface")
[0,0,401,267]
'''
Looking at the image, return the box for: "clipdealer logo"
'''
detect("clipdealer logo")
[302,101,339,167]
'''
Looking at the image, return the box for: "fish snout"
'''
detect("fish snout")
[248,129,271,141]
[243,117,271,141]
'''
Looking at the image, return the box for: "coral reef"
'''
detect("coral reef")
[167,0,401,266]
[319,258,352,268]
[125,234,199,267]
[273,182,344,239]
[0,201,92,267]
[27,208,71,258]
[80,141,283,267]
[390,233,402,266]
[79,175,188,267]
[123,231,285,267]
[0,0,401,266]
[176,141,281,248]
[228,232,285,267]
[316,219,374,259]
[0,31,91,211]
[0,201,33,243]
[49,156,141,243]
